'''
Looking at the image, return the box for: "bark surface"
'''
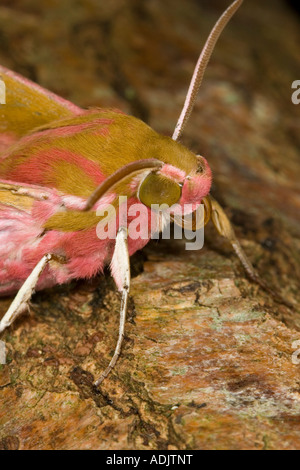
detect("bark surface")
[0,0,300,450]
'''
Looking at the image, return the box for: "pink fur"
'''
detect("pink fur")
[0,156,212,296]
[25,117,113,140]
[61,193,116,211]
[181,158,212,208]
[0,134,17,154]
[0,80,212,297]
[0,192,154,295]
[6,148,105,187]
[160,164,186,182]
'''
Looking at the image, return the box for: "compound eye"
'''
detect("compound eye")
[138,172,182,208]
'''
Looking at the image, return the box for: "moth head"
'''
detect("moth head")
[180,155,212,207]
[138,154,211,208]
[137,152,212,230]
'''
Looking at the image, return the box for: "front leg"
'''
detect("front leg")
[0,254,62,333]
[208,195,292,308]
[94,227,130,386]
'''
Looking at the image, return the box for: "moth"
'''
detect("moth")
[0,0,284,385]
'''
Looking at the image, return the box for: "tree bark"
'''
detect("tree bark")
[0,0,300,450]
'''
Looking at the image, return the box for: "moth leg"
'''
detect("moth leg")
[94,227,130,386]
[208,195,292,307]
[0,254,60,333]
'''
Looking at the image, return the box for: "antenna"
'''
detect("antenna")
[83,159,162,211]
[172,0,243,141]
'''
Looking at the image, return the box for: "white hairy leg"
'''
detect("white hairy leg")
[94,227,130,386]
[0,254,53,333]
